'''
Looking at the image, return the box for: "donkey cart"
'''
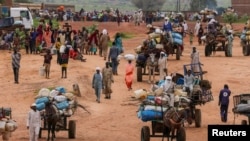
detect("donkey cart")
[204,33,229,57]
[232,94,250,125]
[141,120,186,141]
[39,116,76,139]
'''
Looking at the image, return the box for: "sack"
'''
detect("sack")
[124,54,135,60]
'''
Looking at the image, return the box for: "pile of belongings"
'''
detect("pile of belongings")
[135,84,190,122]
[0,108,17,140]
[233,95,250,116]
[34,86,77,117]
[135,78,213,122]
[224,7,235,15]
[200,8,218,16]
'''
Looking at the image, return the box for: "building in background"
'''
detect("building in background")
[231,0,250,16]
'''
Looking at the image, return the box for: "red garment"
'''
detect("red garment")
[88,30,99,46]
[69,49,78,59]
[125,63,134,89]
[37,25,43,41]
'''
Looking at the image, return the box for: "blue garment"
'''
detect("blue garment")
[114,37,123,54]
[111,58,118,74]
[158,80,165,87]
[108,46,119,60]
[163,22,172,32]
[219,88,231,105]
[92,73,103,102]
[219,88,231,122]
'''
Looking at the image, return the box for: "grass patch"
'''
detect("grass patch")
[116,32,135,39]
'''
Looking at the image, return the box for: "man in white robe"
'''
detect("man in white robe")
[191,47,200,73]
[161,76,175,107]
[158,51,167,80]
[27,103,41,141]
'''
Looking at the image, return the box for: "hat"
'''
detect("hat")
[96,67,101,70]
[164,17,169,20]
[165,76,172,80]
[160,51,165,54]
[31,103,36,107]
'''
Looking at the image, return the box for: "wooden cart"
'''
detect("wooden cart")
[39,116,76,139]
[232,94,250,125]
[141,120,186,141]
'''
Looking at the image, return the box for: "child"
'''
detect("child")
[189,30,194,45]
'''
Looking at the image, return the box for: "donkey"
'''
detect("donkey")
[146,53,158,84]
[163,107,193,141]
[44,101,61,141]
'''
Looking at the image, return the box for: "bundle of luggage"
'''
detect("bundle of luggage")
[171,32,183,45]
[0,114,17,140]
[137,95,169,122]
[34,86,77,117]
[135,85,191,122]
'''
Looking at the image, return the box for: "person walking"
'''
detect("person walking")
[114,32,123,54]
[26,103,41,141]
[197,24,204,45]
[102,62,114,99]
[55,37,61,64]
[218,84,231,122]
[125,60,135,91]
[108,42,119,75]
[92,67,103,103]
[99,29,110,60]
[191,47,200,73]
[226,30,233,57]
[25,32,31,54]
[60,44,70,78]
[158,51,167,81]
[12,48,21,84]
[43,49,53,79]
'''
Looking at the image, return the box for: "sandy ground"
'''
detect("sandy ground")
[0,21,249,141]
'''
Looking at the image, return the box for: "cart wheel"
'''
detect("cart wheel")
[176,127,186,141]
[241,120,247,125]
[38,128,42,138]
[243,44,250,56]
[141,126,150,141]
[68,120,76,139]
[137,67,143,82]
[176,46,181,60]
[195,109,201,127]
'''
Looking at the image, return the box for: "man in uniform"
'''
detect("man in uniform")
[102,62,114,99]
[218,84,231,122]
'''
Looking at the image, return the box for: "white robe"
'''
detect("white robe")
[158,56,167,80]
[194,22,200,36]
[27,109,41,141]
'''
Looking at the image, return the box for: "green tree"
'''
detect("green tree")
[131,0,166,12]
[190,0,217,11]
